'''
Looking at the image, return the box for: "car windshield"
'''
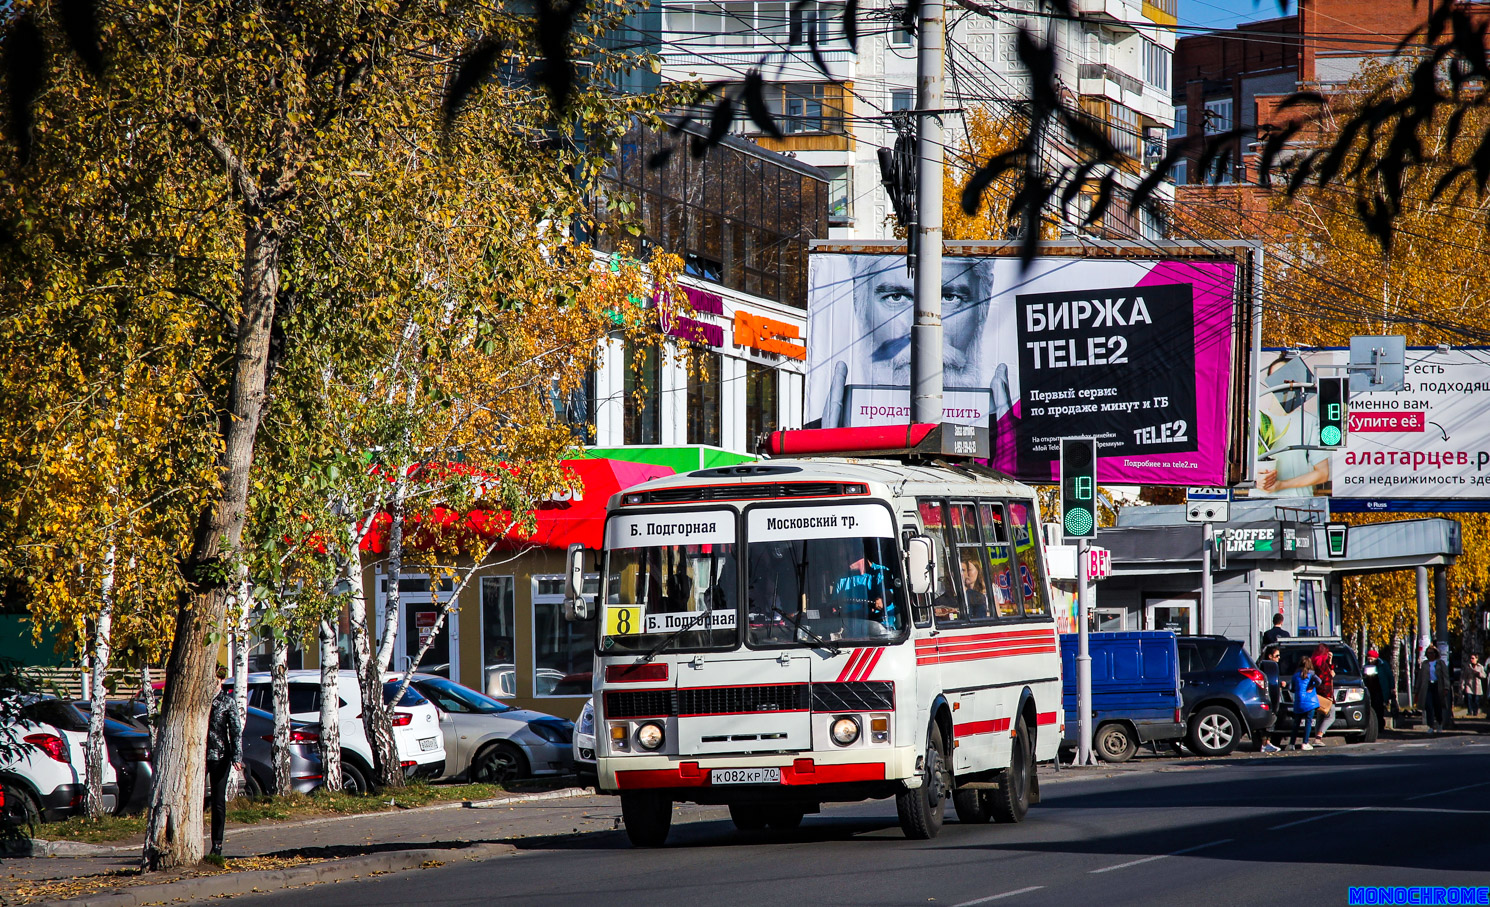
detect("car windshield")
[600,509,739,655]
[745,504,907,648]
[413,678,512,714]
[1278,645,1362,677]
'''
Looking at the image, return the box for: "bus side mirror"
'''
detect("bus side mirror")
[906,536,935,597]
[563,544,591,621]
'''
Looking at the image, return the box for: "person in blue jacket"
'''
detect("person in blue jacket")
[1290,657,1320,751]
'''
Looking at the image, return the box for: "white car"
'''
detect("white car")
[2,698,117,830]
[243,670,445,793]
[574,698,596,786]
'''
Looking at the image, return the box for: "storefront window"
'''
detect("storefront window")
[623,340,660,445]
[687,351,722,446]
[480,576,516,698]
[552,370,595,445]
[532,574,597,696]
[745,362,778,451]
[1297,580,1320,636]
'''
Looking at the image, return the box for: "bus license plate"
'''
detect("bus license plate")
[710,768,780,785]
[419,737,439,752]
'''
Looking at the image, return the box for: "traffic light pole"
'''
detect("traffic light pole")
[1076,538,1094,766]
[910,0,944,425]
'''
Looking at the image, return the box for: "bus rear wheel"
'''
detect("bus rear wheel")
[896,724,948,839]
[990,715,1033,823]
[620,791,673,847]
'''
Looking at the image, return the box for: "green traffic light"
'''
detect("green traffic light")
[1064,507,1094,536]
[1321,425,1341,445]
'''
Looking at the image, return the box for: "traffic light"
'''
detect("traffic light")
[1318,376,1348,447]
[1060,437,1098,539]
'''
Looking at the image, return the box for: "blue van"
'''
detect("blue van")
[1059,631,1185,762]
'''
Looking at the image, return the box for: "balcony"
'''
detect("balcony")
[1077,63,1144,102]
[1074,0,1141,30]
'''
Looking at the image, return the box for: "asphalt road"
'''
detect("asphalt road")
[241,736,1490,907]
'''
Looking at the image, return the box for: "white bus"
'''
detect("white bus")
[564,425,1064,846]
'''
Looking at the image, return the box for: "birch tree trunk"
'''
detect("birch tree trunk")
[369,477,409,788]
[142,217,280,871]
[271,633,291,796]
[85,544,115,819]
[342,528,397,792]
[229,572,252,797]
[317,618,343,792]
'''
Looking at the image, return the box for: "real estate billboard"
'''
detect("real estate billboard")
[1254,347,1490,511]
[805,251,1244,486]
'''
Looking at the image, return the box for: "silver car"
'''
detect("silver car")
[407,675,574,784]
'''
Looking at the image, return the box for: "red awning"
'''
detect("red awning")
[359,457,672,554]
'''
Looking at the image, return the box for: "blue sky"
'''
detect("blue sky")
[1180,0,1296,31]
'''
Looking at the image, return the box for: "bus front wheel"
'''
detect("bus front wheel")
[620,791,673,847]
[897,724,948,839]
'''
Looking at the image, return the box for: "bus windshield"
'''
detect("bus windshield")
[600,510,738,655]
[745,504,907,648]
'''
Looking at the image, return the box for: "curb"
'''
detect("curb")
[35,842,517,907]
[29,787,593,858]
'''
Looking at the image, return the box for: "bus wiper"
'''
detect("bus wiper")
[772,608,841,657]
[641,609,713,663]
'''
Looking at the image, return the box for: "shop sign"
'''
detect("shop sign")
[1218,521,1311,560]
[657,285,724,348]
[734,311,806,360]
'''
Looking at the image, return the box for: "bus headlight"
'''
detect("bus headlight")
[635,722,665,751]
[831,716,861,746]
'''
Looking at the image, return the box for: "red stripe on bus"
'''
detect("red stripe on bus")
[1037,711,1059,726]
[855,648,885,681]
[836,649,867,682]
[918,642,1057,660]
[917,645,1057,666]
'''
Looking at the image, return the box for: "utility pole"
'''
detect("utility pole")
[1201,522,1214,634]
[910,0,945,425]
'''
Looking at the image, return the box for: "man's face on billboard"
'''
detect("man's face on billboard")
[858,262,986,387]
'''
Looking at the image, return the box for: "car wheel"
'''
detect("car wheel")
[340,760,370,796]
[620,791,673,847]
[1095,723,1138,763]
[0,780,40,855]
[470,743,528,786]
[990,716,1033,824]
[1358,708,1379,744]
[729,804,768,831]
[953,788,994,824]
[1187,706,1241,757]
[243,770,265,798]
[895,723,948,839]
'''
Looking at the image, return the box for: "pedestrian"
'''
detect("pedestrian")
[1290,656,1320,751]
[206,664,243,857]
[1462,653,1485,718]
[1363,648,1392,727]
[1416,646,1451,733]
[1262,612,1290,648]
[1257,645,1283,753]
[1310,643,1337,745]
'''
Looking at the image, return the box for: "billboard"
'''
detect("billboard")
[1254,347,1490,511]
[806,252,1243,485]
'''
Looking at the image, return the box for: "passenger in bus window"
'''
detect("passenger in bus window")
[960,552,990,619]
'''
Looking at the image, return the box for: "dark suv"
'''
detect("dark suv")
[1270,640,1378,743]
[1175,635,1275,756]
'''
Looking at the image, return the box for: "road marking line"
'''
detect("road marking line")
[953,886,1045,906]
[1089,839,1232,874]
[1267,807,1368,830]
[1405,781,1490,802]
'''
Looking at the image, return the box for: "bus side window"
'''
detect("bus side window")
[1006,499,1050,617]
[916,499,965,625]
[950,502,990,623]
[978,501,1021,619]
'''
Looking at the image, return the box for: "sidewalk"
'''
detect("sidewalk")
[2,787,613,906]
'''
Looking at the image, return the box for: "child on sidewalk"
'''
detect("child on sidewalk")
[1290,657,1320,751]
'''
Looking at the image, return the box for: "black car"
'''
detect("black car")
[1270,641,1379,742]
[72,701,154,815]
[1175,635,1275,756]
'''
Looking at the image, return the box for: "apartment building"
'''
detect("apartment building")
[656,0,1178,239]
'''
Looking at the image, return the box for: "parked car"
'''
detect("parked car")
[241,705,325,794]
[1059,631,1184,762]
[1271,640,1379,742]
[72,701,153,815]
[484,663,516,698]
[1,697,118,824]
[405,674,573,784]
[1175,635,1275,757]
[242,670,445,793]
[574,698,596,786]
